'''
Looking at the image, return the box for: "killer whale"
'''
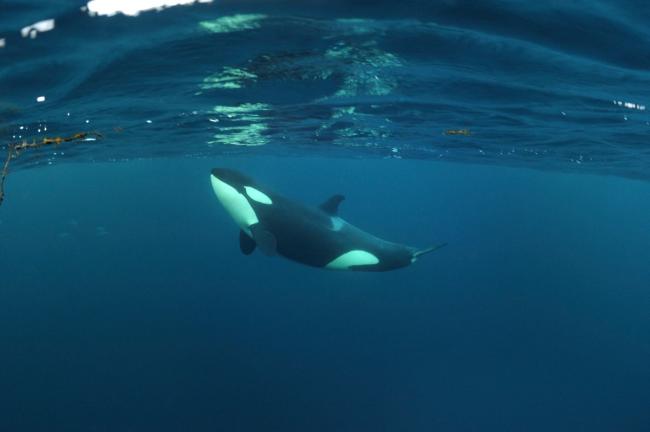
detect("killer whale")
[210,168,446,272]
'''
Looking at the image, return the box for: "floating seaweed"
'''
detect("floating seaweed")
[0,132,102,207]
[443,129,472,136]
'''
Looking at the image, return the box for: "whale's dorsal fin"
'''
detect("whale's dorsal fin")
[319,194,345,215]
[239,230,256,255]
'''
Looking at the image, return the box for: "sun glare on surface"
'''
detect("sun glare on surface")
[86,0,213,17]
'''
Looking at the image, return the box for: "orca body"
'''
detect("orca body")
[210,168,445,272]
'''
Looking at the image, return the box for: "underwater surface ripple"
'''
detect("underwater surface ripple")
[1,0,649,179]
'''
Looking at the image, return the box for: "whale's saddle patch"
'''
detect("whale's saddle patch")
[319,194,345,215]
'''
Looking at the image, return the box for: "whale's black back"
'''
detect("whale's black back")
[250,192,414,271]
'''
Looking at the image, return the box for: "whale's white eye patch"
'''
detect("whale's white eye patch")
[244,186,272,204]
[326,250,379,269]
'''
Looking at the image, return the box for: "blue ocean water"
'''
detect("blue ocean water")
[1,1,649,431]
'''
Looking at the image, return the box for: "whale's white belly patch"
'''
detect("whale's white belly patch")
[211,175,258,234]
[325,250,379,269]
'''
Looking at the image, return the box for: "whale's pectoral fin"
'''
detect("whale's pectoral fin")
[319,194,345,215]
[250,223,277,256]
[239,230,256,255]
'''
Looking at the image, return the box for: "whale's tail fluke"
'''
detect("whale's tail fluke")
[412,243,447,261]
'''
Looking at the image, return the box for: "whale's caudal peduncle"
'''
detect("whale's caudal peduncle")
[210,168,445,272]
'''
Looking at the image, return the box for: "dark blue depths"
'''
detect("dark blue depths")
[0,157,649,431]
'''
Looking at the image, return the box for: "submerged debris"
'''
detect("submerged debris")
[0,132,102,207]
